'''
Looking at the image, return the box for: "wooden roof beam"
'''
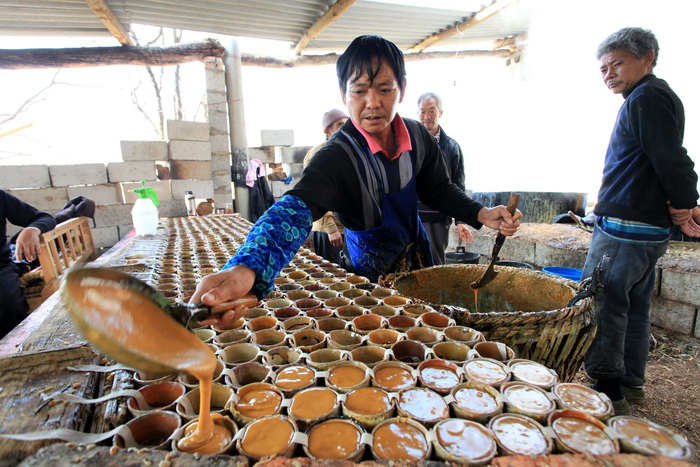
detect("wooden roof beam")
[85,0,134,46]
[292,0,356,56]
[409,0,520,53]
[242,48,512,68]
[0,40,225,69]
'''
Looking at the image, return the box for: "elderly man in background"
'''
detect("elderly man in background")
[417,92,473,264]
[302,109,349,264]
[1,189,56,338]
[582,27,699,415]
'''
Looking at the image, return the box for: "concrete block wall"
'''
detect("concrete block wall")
[2,119,224,251]
[453,225,700,338]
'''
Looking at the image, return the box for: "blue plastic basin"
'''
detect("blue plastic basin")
[542,266,583,282]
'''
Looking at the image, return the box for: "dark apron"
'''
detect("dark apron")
[344,148,433,282]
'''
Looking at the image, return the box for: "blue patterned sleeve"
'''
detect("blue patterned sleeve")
[222,194,313,299]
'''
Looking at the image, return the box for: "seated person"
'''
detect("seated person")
[1,189,56,338]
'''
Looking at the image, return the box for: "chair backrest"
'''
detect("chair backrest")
[37,216,96,299]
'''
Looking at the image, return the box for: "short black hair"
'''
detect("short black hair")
[336,35,406,93]
[597,27,659,68]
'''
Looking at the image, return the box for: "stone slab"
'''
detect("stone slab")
[93,204,133,228]
[168,140,212,161]
[248,147,276,163]
[0,165,51,189]
[261,129,294,147]
[120,141,168,161]
[166,120,210,142]
[49,163,107,187]
[659,269,700,307]
[8,187,69,211]
[651,296,697,335]
[67,184,120,206]
[170,160,213,180]
[107,161,157,183]
[170,179,215,199]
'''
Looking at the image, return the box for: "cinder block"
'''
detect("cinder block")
[158,199,188,218]
[211,154,231,173]
[119,180,173,204]
[0,165,51,189]
[281,146,313,164]
[659,269,700,307]
[8,187,69,211]
[248,147,276,163]
[117,224,133,239]
[67,184,120,206]
[651,296,696,335]
[120,141,168,161]
[166,120,210,142]
[261,129,294,147]
[271,180,296,198]
[94,204,134,228]
[168,141,212,161]
[50,163,107,187]
[91,226,120,250]
[170,161,213,180]
[534,243,586,269]
[212,174,232,194]
[288,163,304,179]
[213,194,233,210]
[208,112,229,135]
[107,161,157,183]
[170,180,215,199]
[210,135,231,154]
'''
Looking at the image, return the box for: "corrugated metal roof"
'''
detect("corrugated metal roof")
[0,0,531,54]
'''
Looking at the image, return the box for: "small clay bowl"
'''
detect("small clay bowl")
[246,315,279,332]
[387,315,417,332]
[306,307,334,319]
[217,342,263,367]
[341,288,367,300]
[251,328,289,350]
[306,347,350,371]
[417,359,462,395]
[353,295,380,308]
[273,307,301,320]
[325,361,371,393]
[328,329,365,350]
[433,418,497,466]
[336,304,365,320]
[396,387,449,427]
[351,313,386,334]
[179,359,225,388]
[228,382,285,426]
[225,361,273,388]
[286,290,311,301]
[488,413,553,457]
[236,415,299,461]
[443,326,485,346]
[391,339,429,367]
[417,312,455,331]
[371,361,416,392]
[371,417,432,463]
[432,341,470,363]
[367,328,403,348]
[176,383,233,421]
[500,381,556,424]
[369,305,399,318]
[274,363,318,396]
[406,326,443,347]
[303,418,366,462]
[401,303,433,317]
[288,387,341,431]
[263,345,304,369]
[214,328,251,348]
[350,345,390,368]
[114,411,181,450]
[342,387,395,431]
[316,317,348,332]
[472,341,516,362]
[172,415,237,455]
[508,359,559,390]
[463,357,511,388]
[127,381,186,417]
[290,329,327,353]
[451,381,504,423]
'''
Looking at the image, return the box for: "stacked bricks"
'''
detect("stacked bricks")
[250,129,312,200]
[204,56,234,209]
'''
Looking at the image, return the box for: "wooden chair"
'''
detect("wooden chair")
[36,216,96,299]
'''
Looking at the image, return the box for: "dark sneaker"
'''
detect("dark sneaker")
[612,397,631,416]
[621,385,645,404]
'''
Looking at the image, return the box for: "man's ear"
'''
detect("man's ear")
[340,86,347,105]
[399,78,407,103]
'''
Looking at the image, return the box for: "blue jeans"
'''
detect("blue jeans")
[582,225,668,387]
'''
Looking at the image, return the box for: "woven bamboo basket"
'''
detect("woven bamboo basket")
[382,264,596,382]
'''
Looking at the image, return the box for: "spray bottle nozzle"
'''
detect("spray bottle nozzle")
[133,180,160,206]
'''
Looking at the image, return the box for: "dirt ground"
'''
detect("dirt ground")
[574,325,700,464]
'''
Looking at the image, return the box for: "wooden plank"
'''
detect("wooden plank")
[0,346,100,464]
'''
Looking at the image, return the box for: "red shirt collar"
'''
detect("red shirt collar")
[352,114,412,160]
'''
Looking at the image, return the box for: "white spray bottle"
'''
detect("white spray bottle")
[131,180,160,236]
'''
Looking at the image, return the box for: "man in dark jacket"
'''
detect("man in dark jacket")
[417,92,473,263]
[1,190,56,338]
[582,27,699,415]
